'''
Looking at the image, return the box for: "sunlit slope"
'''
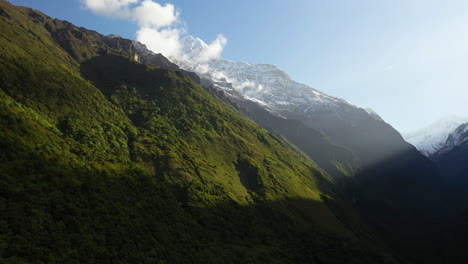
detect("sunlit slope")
[1,0,325,204]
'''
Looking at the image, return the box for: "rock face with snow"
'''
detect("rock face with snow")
[177,37,360,118]
[444,123,468,149]
[404,117,468,156]
[208,59,349,113]
[434,122,468,157]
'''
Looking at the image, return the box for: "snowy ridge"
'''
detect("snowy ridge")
[439,123,468,153]
[175,36,355,116]
[404,116,468,156]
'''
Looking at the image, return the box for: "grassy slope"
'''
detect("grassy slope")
[0,1,399,263]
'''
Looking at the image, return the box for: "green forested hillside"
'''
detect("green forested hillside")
[0,1,400,263]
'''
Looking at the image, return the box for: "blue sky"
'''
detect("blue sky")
[9,0,468,132]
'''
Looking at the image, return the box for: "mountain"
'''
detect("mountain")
[172,36,447,264]
[1,1,461,263]
[177,36,421,167]
[0,1,404,263]
[404,116,468,156]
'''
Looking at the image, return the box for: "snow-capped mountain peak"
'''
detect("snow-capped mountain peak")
[180,36,208,61]
[403,116,468,156]
[176,35,355,116]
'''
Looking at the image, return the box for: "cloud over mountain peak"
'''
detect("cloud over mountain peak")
[82,0,227,62]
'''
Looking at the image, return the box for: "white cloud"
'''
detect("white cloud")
[133,0,179,28]
[210,70,229,81]
[234,80,256,92]
[82,0,139,17]
[136,27,182,59]
[82,0,227,64]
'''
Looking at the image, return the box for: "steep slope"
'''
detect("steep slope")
[433,122,468,183]
[174,35,446,264]
[404,116,468,156]
[204,85,360,178]
[0,1,399,263]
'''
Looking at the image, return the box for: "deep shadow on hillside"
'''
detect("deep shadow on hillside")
[339,147,449,264]
[432,142,468,263]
